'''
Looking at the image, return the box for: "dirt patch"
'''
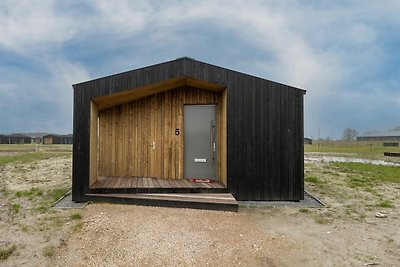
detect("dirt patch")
[305,154,400,166]
[1,149,399,266]
[0,151,81,267]
[1,157,71,191]
[52,202,400,266]
[56,204,280,266]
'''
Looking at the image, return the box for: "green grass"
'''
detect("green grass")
[334,162,400,184]
[70,212,82,220]
[0,152,50,165]
[305,176,324,184]
[347,176,374,189]
[34,187,69,213]
[11,203,21,213]
[48,188,69,203]
[377,200,395,208]
[299,208,310,213]
[15,187,44,198]
[0,151,71,166]
[305,141,400,156]
[314,217,330,224]
[42,245,55,257]
[0,244,16,261]
[73,222,83,232]
[20,225,29,232]
[0,144,72,152]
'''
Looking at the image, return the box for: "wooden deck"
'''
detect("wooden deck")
[85,193,238,212]
[89,176,228,194]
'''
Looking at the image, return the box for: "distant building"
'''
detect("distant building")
[304,137,312,144]
[0,134,32,144]
[32,137,42,144]
[356,130,400,141]
[43,134,73,144]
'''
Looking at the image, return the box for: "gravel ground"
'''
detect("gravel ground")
[55,204,279,266]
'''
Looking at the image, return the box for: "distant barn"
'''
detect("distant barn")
[0,134,31,144]
[43,134,73,144]
[356,131,400,141]
[72,57,306,209]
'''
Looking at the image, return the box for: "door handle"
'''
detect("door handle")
[210,120,216,160]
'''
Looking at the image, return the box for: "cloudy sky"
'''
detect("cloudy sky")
[1,0,399,139]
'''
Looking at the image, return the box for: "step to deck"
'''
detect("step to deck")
[85,193,238,212]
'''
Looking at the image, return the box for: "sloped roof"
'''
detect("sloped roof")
[43,134,73,138]
[358,130,400,138]
[5,133,31,138]
[73,57,305,92]
[73,57,306,111]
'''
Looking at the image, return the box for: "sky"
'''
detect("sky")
[0,0,399,139]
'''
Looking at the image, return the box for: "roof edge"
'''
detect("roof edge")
[73,56,306,93]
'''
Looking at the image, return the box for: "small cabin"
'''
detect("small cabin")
[43,134,73,145]
[0,134,31,144]
[72,58,305,205]
[304,137,313,145]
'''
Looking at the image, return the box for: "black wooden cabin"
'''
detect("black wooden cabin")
[0,134,31,144]
[43,134,73,145]
[72,57,305,206]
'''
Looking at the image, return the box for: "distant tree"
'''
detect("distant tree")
[342,128,358,141]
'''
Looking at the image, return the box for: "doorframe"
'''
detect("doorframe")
[88,86,228,187]
[181,87,227,185]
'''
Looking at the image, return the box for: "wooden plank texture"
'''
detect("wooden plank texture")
[73,57,305,202]
[97,86,223,180]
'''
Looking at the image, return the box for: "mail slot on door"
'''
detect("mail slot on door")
[194,158,207,163]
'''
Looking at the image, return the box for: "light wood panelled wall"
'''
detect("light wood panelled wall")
[97,86,224,180]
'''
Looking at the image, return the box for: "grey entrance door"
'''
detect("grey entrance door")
[184,105,217,180]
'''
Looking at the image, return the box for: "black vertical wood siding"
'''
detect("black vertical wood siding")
[72,57,305,202]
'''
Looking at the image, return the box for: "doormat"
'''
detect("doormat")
[188,178,214,183]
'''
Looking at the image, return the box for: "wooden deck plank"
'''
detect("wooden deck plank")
[102,177,116,188]
[130,177,138,188]
[107,177,119,188]
[170,179,181,188]
[152,177,160,188]
[177,179,189,188]
[137,177,143,188]
[156,178,164,188]
[90,176,227,191]
[124,177,132,189]
[91,176,107,188]
[143,177,149,188]
[162,178,172,188]
[114,177,123,188]
[120,178,130,188]
[148,178,155,188]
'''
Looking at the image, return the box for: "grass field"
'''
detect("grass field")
[0,144,71,166]
[0,142,399,265]
[0,144,76,265]
[305,140,400,158]
[0,143,72,152]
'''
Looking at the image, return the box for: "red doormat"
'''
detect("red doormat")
[188,178,214,183]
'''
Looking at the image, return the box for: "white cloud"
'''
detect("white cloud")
[0,0,77,54]
[0,0,400,136]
